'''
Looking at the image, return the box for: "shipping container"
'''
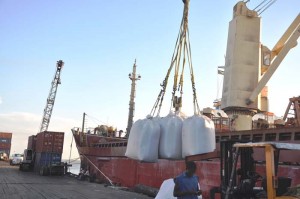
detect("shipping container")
[0,138,11,143]
[0,143,11,149]
[27,135,37,150]
[34,152,63,175]
[53,132,64,153]
[0,132,12,139]
[35,131,64,153]
[0,132,12,157]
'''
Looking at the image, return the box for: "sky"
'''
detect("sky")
[0,0,299,159]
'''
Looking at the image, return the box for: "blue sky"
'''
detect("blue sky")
[0,0,299,158]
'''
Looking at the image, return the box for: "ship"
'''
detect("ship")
[72,1,300,198]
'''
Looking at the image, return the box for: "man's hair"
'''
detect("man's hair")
[186,161,196,170]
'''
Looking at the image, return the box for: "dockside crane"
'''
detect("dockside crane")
[220,0,300,131]
[39,60,64,132]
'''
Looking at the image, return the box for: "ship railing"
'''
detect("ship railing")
[91,141,128,148]
[215,126,300,143]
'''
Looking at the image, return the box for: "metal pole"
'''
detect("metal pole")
[126,60,141,136]
[82,112,86,133]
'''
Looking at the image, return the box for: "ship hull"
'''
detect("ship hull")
[73,127,300,199]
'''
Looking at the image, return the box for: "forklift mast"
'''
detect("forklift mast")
[220,140,256,199]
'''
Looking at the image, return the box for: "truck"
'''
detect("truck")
[19,149,34,171]
[19,131,66,176]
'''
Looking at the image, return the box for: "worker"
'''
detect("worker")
[84,169,89,177]
[78,168,85,180]
[64,162,68,175]
[173,161,201,199]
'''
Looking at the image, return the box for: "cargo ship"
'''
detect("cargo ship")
[72,1,300,198]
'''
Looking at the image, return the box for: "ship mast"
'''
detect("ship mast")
[126,60,141,136]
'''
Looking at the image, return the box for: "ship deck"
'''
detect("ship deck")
[0,161,151,199]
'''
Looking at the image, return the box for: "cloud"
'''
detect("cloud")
[0,96,2,104]
[0,112,79,159]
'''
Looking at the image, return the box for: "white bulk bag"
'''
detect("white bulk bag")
[155,178,202,199]
[155,179,176,199]
[182,114,215,158]
[125,116,160,162]
[159,112,183,159]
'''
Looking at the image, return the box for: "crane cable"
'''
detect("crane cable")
[171,1,189,111]
[149,18,183,116]
[150,0,200,116]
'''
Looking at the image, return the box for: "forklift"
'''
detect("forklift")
[211,140,300,199]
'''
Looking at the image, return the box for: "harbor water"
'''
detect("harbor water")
[64,159,80,174]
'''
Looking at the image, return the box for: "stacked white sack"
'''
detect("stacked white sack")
[182,114,215,158]
[159,112,183,159]
[125,117,160,162]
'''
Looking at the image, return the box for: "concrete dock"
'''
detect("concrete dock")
[0,161,152,199]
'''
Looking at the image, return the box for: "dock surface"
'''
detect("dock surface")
[0,161,151,199]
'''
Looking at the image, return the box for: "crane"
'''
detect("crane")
[246,14,300,105]
[220,1,299,131]
[39,60,64,132]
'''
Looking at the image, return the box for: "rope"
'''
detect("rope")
[68,134,74,164]
[150,0,201,116]
[186,27,200,114]
[68,157,80,163]
[82,154,114,186]
[150,16,183,116]
[68,132,74,173]
[258,0,277,15]
[86,114,107,125]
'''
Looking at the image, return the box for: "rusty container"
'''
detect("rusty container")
[0,132,12,157]
[36,131,64,153]
[27,135,37,151]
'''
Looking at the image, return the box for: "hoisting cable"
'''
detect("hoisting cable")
[150,12,185,116]
[253,0,269,11]
[151,0,201,116]
[168,0,190,113]
[186,26,201,114]
[258,0,277,15]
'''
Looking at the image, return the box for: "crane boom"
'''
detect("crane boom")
[39,60,64,132]
[246,14,300,105]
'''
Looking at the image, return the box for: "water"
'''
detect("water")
[69,161,80,174]
[63,159,81,174]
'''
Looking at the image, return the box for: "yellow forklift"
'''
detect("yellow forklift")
[213,141,300,199]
